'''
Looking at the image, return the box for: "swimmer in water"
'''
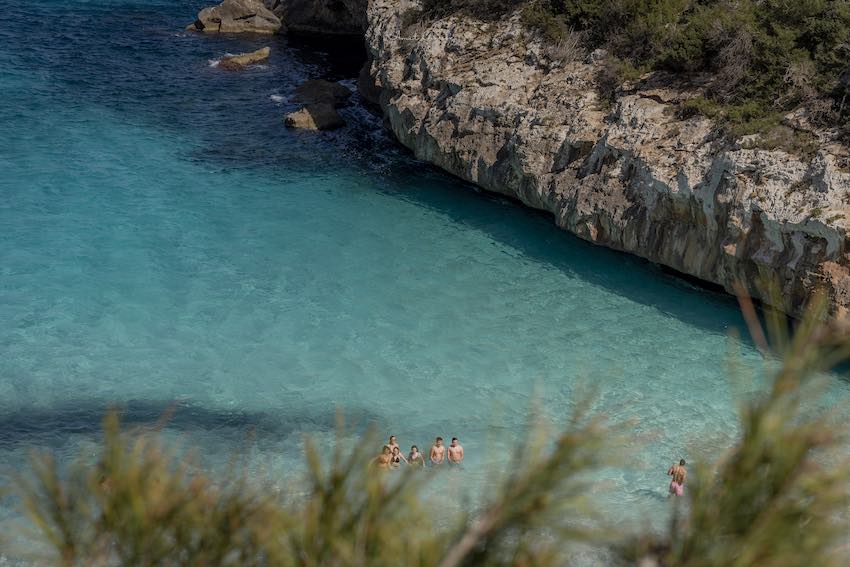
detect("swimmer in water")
[374,445,392,470]
[388,435,400,454]
[430,436,445,467]
[667,459,687,497]
[390,446,408,469]
[408,445,426,468]
[447,437,464,468]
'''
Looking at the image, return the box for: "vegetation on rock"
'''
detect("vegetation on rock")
[416,0,850,140]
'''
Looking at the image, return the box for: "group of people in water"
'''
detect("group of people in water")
[374,435,464,470]
[375,435,685,498]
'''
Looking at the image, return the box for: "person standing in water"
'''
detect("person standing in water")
[429,437,445,466]
[447,437,464,468]
[388,435,400,454]
[667,459,687,496]
[374,445,392,470]
[390,446,408,469]
[408,445,426,468]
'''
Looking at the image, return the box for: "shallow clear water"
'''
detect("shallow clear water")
[1,0,843,559]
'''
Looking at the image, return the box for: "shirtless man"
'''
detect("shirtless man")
[429,436,445,466]
[667,459,687,497]
[388,435,399,454]
[447,437,464,468]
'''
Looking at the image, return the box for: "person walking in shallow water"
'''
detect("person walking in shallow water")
[668,459,687,496]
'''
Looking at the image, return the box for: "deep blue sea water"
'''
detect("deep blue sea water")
[2,0,845,560]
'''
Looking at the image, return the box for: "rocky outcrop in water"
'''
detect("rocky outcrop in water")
[363,0,850,317]
[189,0,282,34]
[263,0,367,35]
[218,47,271,70]
[284,79,351,130]
[284,103,345,130]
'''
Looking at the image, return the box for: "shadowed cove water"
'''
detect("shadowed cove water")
[2,0,844,554]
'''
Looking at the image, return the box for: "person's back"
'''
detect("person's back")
[667,459,686,496]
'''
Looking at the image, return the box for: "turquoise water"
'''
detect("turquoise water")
[1,0,836,557]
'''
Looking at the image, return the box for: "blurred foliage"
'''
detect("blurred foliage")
[5,290,850,565]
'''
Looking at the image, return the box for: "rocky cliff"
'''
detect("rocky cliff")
[362,0,850,318]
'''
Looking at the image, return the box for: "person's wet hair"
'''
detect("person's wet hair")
[411,445,418,451]
[392,446,400,454]
[680,459,686,466]
[382,445,391,454]
[436,436,443,442]
[452,437,458,442]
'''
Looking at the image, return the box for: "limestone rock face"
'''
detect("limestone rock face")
[291,79,352,107]
[218,47,271,70]
[263,0,367,35]
[364,0,850,317]
[190,0,282,34]
[284,103,345,130]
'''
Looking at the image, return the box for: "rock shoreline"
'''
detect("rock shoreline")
[362,0,850,318]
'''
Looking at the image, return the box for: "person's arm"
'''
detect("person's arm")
[459,447,464,461]
[400,454,409,465]
[430,447,436,462]
[667,465,674,476]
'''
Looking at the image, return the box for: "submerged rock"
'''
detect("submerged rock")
[189,0,283,34]
[218,47,271,70]
[284,103,345,130]
[291,79,352,107]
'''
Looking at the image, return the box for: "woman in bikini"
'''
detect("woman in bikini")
[390,446,408,469]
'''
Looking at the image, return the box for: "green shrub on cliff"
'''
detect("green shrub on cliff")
[416,0,850,137]
[524,0,850,134]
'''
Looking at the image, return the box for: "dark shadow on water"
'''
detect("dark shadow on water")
[369,158,756,343]
[0,399,382,451]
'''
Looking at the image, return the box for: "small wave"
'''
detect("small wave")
[208,59,220,68]
[270,94,286,103]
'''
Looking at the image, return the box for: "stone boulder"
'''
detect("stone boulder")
[291,79,352,107]
[284,103,345,130]
[189,0,282,34]
[218,47,271,70]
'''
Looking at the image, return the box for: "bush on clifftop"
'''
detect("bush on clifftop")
[415,0,850,138]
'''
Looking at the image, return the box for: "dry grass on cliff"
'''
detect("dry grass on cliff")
[6,293,850,566]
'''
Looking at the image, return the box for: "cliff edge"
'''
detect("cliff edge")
[363,0,850,317]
